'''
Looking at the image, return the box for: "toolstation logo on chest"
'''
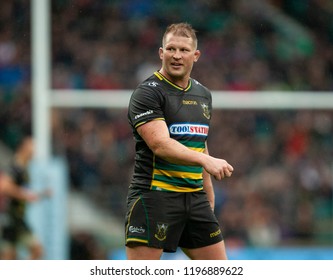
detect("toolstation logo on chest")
[169,123,209,136]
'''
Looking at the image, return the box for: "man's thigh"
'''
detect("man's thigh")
[183,240,228,260]
[125,189,187,253]
[179,191,223,250]
[126,245,163,260]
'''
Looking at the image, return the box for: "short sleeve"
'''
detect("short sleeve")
[128,86,165,129]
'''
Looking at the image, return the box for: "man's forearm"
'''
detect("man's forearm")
[153,137,207,166]
[203,146,215,209]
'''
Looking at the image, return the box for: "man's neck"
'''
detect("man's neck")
[158,69,190,89]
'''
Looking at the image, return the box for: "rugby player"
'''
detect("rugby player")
[126,22,233,260]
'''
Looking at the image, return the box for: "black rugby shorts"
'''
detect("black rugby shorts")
[125,188,223,252]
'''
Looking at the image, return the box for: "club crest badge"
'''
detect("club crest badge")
[201,103,211,119]
[154,222,168,241]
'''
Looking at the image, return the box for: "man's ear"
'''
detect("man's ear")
[159,47,164,60]
[194,49,201,62]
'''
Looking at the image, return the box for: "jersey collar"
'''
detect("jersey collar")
[154,71,192,92]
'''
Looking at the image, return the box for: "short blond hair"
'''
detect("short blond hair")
[162,22,198,49]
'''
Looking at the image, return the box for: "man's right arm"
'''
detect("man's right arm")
[137,119,233,180]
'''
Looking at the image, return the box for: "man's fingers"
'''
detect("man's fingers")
[225,170,232,177]
[211,161,234,180]
[222,165,233,178]
[214,170,232,180]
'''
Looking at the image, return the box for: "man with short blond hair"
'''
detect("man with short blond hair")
[125,23,233,260]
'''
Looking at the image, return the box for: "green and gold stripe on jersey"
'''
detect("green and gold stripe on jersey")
[151,167,204,191]
[150,140,205,192]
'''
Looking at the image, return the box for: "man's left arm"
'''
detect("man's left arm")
[203,143,215,211]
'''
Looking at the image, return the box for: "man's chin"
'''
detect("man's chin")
[168,70,185,79]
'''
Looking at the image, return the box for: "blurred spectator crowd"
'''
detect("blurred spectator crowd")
[1,0,333,255]
[50,0,333,91]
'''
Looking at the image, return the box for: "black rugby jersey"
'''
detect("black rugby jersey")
[6,162,29,221]
[128,71,212,192]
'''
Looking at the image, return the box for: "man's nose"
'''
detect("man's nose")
[173,49,182,59]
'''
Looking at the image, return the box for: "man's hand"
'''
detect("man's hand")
[24,190,40,202]
[203,156,234,181]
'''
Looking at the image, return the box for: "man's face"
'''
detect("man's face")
[159,33,200,84]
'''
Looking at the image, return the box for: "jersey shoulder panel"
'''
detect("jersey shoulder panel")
[191,78,212,99]
[128,74,166,129]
